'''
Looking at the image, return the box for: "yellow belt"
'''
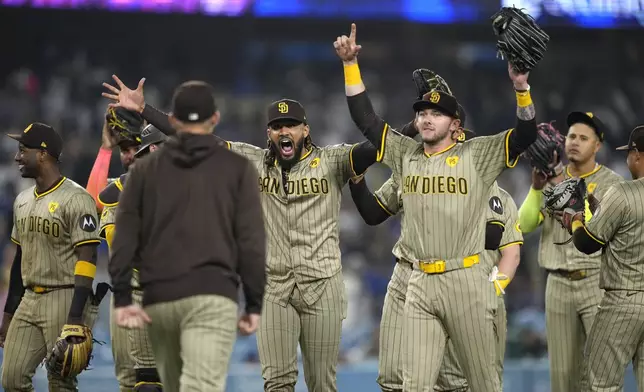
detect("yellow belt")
[29,284,74,294]
[417,254,480,275]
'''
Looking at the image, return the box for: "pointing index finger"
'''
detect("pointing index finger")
[350,23,357,41]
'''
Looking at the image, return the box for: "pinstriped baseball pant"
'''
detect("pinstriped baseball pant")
[583,289,644,391]
[257,272,347,392]
[110,294,136,392]
[379,261,506,392]
[144,294,238,392]
[545,270,602,392]
[1,289,99,392]
[402,265,500,392]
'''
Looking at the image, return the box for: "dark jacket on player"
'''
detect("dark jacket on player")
[109,132,267,314]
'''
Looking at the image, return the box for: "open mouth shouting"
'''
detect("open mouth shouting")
[279,137,295,159]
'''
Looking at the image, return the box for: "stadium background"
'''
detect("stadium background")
[0,0,643,390]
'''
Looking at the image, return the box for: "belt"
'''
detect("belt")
[548,269,590,281]
[412,254,480,275]
[28,284,74,294]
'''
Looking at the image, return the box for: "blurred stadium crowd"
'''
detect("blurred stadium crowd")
[0,12,642,384]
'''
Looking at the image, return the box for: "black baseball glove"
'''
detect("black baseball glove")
[543,178,587,242]
[106,107,144,145]
[491,7,550,74]
[523,122,565,178]
[412,68,453,99]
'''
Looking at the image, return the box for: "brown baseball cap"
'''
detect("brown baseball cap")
[413,90,460,118]
[7,122,63,159]
[616,125,644,151]
[567,111,605,141]
[171,81,217,123]
[267,99,307,125]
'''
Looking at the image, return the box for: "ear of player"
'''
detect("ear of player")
[491,6,550,74]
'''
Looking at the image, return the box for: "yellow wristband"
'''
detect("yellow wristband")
[344,63,362,86]
[74,260,97,279]
[572,219,584,232]
[515,90,533,108]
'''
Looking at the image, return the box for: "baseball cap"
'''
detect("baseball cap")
[7,122,63,159]
[267,99,307,125]
[135,124,168,157]
[456,104,476,142]
[616,125,644,151]
[566,111,605,141]
[413,90,460,119]
[171,81,217,123]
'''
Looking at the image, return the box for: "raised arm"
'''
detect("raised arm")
[506,63,538,162]
[86,119,117,211]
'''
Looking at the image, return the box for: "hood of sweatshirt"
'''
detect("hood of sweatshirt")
[165,133,220,168]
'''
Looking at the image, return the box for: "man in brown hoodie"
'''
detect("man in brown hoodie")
[108,81,267,392]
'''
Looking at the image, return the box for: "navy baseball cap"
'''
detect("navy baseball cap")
[171,81,217,123]
[135,124,168,157]
[616,125,644,151]
[7,122,63,159]
[267,99,307,126]
[413,90,460,119]
[567,111,605,141]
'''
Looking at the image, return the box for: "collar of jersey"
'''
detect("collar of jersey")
[424,143,456,158]
[566,163,601,179]
[273,148,313,168]
[34,177,67,199]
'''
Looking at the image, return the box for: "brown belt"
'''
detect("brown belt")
[548,269,590,281]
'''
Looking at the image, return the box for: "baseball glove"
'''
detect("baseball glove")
[106,107,144,144]
[491,7,550,74]
[45,324,94,378]
[523,122,565,178]
[412,68,453,99]
[543,178,587,242]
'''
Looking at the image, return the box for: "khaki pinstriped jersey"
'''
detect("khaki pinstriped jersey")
[11,177,101,287]
[585,179,644,291]
[378,127,517,261]
[481,186,524,270]
[227,141,358,305]
[538,165,622,270]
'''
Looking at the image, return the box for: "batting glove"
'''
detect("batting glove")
[489,266,510,296]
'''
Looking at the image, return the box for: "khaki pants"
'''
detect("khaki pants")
[110,295,136,392]
[1,288,100,392]
[145,295,238,392]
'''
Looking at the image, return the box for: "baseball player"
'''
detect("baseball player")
[336,23,537,391]
[97,124,168,392]
[554,125,644,391]
[86,108,145,392]
[0,123,104,391]
[101,75,380,391]
[517,112,622,392]
[350,125,521,391]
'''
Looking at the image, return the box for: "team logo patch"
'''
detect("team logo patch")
[429,91,441,103]
[586,112,594,118]
[587,182,597,194]
[446,156,459,167]
[48,202,59,214]
[24,124,33,133]
[489,196,504,215]
[457,133,466,142]
[277,102,289,113]
[310,157,320,168]
[79,214,97,232]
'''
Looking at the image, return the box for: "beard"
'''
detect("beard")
[421,127,451,146]
[269,137,306,169]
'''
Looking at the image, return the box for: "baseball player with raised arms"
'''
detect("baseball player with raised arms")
[552,125,644,391]
[350,115,521,391]
[517,112,622,392]
[86,108,145,392]
[101,75,379,391]
[335,23,537,391]
[97,124,168,392]
[0,123,103,391]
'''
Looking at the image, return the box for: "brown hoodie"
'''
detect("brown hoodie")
[109,132,266,313]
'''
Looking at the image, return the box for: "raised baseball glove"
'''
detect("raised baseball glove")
[543,178,587,243]
[412,68,453,99]
[45,324,94,378]
[491,7,550,74]
[106,107,144,144]
[523,122,565,178]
